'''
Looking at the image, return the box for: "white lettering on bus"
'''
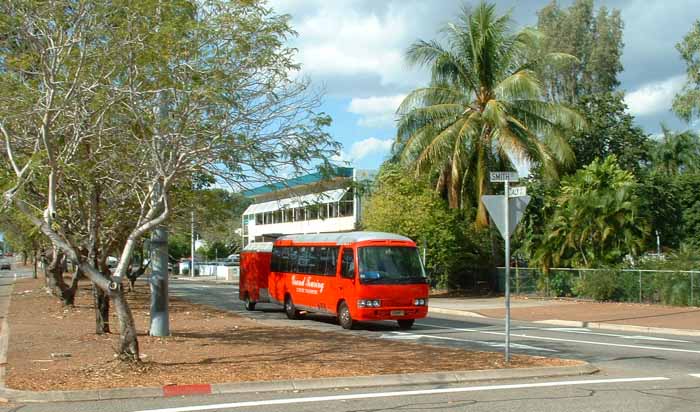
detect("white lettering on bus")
[291,275,325,294]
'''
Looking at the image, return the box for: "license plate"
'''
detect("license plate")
[390,310,405,316]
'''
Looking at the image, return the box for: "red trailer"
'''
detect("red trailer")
[238,232,429,329]
[239,242,273,310]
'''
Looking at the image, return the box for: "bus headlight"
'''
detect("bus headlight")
[413,298,427,306]
[358,299,381,308]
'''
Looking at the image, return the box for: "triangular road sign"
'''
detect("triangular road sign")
[481,195,531,239]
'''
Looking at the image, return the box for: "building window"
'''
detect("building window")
[339,189,354,217]
[264,211,273,225]
[256,213,263,225]
[284,208,293,223]
[319,203,329,219]
[306,205,319,220]
[273,210,283,224]
[293,207,304,221]
[329,202,339,218]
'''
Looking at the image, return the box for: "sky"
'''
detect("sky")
[266,0,700,172]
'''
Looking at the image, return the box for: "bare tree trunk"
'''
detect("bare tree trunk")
[111,286,139,361]
[60,267,83,306]
[93,283,110,334]
[32,250,38,279]
[46,249,70,301]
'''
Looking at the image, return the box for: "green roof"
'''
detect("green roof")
[242,167,353,198]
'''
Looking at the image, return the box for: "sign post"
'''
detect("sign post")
[483,172,529,363]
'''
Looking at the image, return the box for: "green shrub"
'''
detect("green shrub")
[575,269,622,301]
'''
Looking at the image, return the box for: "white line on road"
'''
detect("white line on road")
[689,374,700,378]
[416,323,700,354]
[133,377,669,412]
[535,328,690,343]
[382,331,558,352]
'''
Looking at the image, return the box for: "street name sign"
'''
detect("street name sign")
[481,195,531,239]
[490,171,519,182]
[508,186,527,198]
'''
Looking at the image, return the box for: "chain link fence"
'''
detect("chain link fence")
[498,267,700,306]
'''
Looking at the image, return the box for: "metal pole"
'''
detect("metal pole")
[691,272,694,306]
[638,270,642,303]
[504,180,511,364]
[191,210,195,277]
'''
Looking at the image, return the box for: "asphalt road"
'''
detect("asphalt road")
[3,279,700,412]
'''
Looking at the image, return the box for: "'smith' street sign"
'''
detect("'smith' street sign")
[481,195,531,239]
[490,171,519,182]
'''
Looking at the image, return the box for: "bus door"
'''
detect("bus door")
[337,246,357,313]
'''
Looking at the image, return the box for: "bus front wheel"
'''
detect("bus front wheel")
[285,295,300,320]
[338,302,354,330]
[397,319,414,329]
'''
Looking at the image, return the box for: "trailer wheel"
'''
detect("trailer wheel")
[338,301,354,330]
[397,319,414,329]
[244,295,256,311]
[284,295,300,320]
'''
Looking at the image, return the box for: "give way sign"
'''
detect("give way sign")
[481,195,531,239]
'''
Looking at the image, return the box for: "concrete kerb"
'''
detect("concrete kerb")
[429,306,700,337]
[0,363,599,403]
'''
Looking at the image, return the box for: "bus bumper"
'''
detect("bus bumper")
[354,307,428,321]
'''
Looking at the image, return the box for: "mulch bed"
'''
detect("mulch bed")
[5,278,580,391]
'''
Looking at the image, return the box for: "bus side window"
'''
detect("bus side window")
[341,249,355,279]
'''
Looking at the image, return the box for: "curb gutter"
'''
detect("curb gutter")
[0,364,598,403]
[429,307,700,338]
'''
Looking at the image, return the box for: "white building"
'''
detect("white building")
[241,167,376,245]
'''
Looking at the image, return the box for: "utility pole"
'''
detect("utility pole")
[191,210,195,277]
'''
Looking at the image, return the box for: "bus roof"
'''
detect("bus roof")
[275,231,414,245]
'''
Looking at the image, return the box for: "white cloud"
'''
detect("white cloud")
[334,137,394,164]
[268,0,432,90]
[625,75,686,117]
[347,94,406,128]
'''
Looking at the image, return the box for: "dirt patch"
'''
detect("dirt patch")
[5,278,580,391]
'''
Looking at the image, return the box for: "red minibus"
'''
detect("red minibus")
[239,232,429,329]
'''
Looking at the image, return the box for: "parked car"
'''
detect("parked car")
[0,258,10,271]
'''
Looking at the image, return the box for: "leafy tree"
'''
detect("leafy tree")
[536,0,624,103]
[675,173,700,247]
[636,172,682,250]
[530,156,648,271]
[394,2,583,226]
[649,125,700,175]
[1,0,337,361]
[568,92,651,173]
[673,20,700,122]
[362,164,491,290]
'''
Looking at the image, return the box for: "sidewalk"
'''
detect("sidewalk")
[429,296,700,336]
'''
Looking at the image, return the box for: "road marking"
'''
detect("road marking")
[382,332,557,352]
[133,377,669,412]
[689,374,700,378]
[416,323,700,354]
[536,328,690,343]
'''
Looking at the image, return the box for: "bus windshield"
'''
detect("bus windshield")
[358,246,426,284]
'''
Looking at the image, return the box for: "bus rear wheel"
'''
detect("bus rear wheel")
[244,295,256,311]
[397,319,414,329]
[285,295,300,320]
[338,302,354,330]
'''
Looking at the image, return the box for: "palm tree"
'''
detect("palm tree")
[652,124,700,175]
[394,2,583,226]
